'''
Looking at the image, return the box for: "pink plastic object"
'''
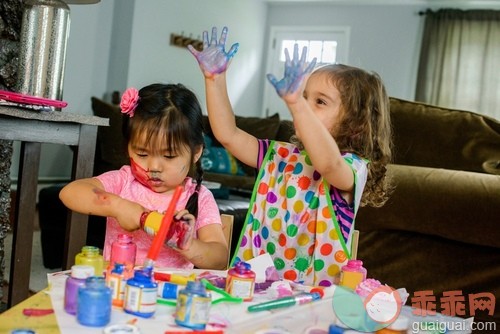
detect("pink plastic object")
[110,234,137,270]
[145,186,183,264]
[339,259,367,290]
[355,278,382,297]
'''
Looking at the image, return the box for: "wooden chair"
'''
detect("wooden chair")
[220,214,234,269]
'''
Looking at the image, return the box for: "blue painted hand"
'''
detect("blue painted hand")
[188,26,239,76]
[266,43,317,97]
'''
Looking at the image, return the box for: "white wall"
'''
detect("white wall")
[11,0,485,182]
[10,0,116,183]
[126,0,267,117]
[266,4,425,100]
[11,0,268,182]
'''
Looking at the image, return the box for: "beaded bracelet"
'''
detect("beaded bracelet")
[139,211,150,229]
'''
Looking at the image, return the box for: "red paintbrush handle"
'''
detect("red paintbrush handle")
[146,185,183,262]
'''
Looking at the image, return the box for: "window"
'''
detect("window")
[263,26,350,119]
[279,39,337,65]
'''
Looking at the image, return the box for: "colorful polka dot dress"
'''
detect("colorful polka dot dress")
[233,141,367,286]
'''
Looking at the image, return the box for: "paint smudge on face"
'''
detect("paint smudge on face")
[130,158,151,187]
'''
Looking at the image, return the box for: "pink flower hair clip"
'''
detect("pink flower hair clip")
[120,87,139,117]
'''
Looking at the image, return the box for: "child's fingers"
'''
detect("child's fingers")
[266,73,279,87]
[219,26,228,45]
[227,42,240,59]
[305,57,317,74]
[293,43,300,63]
[202,30,209,48]
[284,47,291,65]
[210,26,218,46]
[187,44,199,57]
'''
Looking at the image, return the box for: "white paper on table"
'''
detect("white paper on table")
[245,253,275,283]
[46,268,251,334]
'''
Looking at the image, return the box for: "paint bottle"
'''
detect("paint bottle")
[109,233,137,277]
[123,266,158,318]
[339,259,367,290]
[175,280,212,330]
[75,245,104,277]
[77,276,112,327]
[106,262,127,307]
[225,261,256,301]
[157,281,181,299]
[64,264,95,315]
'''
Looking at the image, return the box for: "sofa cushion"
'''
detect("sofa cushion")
[356,164,500,249]
[390,97,500,174]
[275,119,294,142]
[91,97,128,170]
[202,113,281,146]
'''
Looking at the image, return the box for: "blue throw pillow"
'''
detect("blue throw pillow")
[202,136,245,175]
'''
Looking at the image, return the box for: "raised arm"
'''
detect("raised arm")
[59,177,144,231]
[267,45,354,193]
[189,26,259,169]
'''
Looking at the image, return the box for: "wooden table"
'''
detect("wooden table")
[0,106,108,308]
[0,289,60,334]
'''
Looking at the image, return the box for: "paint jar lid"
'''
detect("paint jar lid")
[71,265,95,279]
[103,324,141,334]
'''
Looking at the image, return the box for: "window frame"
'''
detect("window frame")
[262,25,350,119]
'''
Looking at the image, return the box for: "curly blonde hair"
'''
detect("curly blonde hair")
[295,64,393,207]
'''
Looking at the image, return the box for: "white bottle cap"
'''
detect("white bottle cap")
[71,265,95,279]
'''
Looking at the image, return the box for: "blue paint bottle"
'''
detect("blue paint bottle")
[77,276,112,327]
[175,280,211,330]
[124,266,158,318]
[157,281,180,299]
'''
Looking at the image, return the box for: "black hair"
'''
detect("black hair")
[123,83,205,216]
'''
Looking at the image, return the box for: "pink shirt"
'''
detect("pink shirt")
[96,166,221,269]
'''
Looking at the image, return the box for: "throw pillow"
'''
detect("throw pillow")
[201,135,245,176]
[202,113,281,176]
[202,113,281,147]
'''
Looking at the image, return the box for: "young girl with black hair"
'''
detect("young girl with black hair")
[60,83,228,270]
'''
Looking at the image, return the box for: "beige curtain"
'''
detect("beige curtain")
[415,9,500,120]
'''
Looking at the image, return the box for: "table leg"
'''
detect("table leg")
[62,124,97,270]
[8,142,41,307]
